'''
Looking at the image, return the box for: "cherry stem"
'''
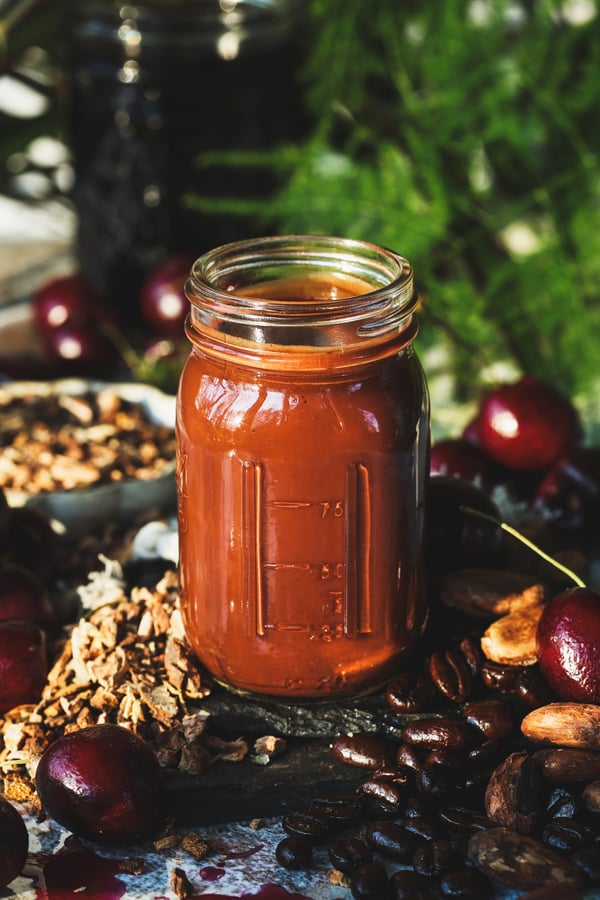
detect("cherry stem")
[460,505,587,589]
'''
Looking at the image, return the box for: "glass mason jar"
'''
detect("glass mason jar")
[176,235,430,699]
[63,0,308,320]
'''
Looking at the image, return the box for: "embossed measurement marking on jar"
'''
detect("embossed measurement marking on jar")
[241,461,372,638]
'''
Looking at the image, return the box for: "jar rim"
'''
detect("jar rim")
[185,235,420,365]
[187,234,417,327]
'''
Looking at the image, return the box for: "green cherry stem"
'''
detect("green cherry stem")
[459,505,587,589]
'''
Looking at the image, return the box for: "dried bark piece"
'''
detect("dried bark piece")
[441,568,545,620]
[181,833,210,860]
[170,867,193,899]
[253,735,287,763]
[480,606,544,666]
[522,703,600,748]
[468,827,582,890]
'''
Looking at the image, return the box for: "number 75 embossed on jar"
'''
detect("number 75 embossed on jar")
[176,235,430,699]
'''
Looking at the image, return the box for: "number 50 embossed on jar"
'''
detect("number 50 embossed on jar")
[176,236,430,699]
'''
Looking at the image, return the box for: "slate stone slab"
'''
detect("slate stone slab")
[165,688,456,825]
[199,684,427,740]
[165,738,365,825]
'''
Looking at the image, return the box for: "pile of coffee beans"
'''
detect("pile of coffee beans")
[273,609,600,899]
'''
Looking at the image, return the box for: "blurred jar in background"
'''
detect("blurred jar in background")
[64,0,308,322]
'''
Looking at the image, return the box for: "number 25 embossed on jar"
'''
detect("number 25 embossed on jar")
[176,236,430,699]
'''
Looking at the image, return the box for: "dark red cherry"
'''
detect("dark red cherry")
[534,446,600,534]
[33,274,94,335]
[0,795,28,887]
[0,562,54,627]
[477,376,581,472]
[430,438,499,491]
[537,587,600,703]
[43,321,116,376]
[5,506,59,581]
[35,724,164,842]
[139,255,194,338]
[0,619,47,713]
[427,475,504,574]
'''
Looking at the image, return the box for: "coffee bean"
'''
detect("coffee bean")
[350,861,389,899]
[514,667,555,708]
[365,820,416,862]
[413,838,462,876]
[424,748,463,770]
[282,811,331,843]
[466,738,504,767]
[543,786,580,821]
[389,869,438,899]
[396,743,424,771]
[275,835,312,869]
[402,717,479,751]
[372,763,415,789]
[416,761,456,803]
[404,794,431,819]
[439,867,492,898]
[357,777,407,814]
[462,699,514,742]
[328,837,372,875]
[429,647,472,703]
[457,634,482,678]
[438,804,490,835]
[541,817,588,853]
[386,671,436,713]
[308,794,364,827]
[402,813,445,842]
[480,660,523,692]
[332,733,397,769]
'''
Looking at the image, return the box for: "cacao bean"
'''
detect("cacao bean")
[484,750,544,834]
[522,703,600,749]
[467,827,582,890]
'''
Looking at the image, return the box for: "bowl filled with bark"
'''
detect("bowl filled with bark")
[0,379,176,534]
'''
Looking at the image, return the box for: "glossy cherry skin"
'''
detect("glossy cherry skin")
[0,619,47,714]
[35,724,164,842]
[427,475,504,574]
[0,796,28,887]
[537,587,600,703]
[534,446,600,534]
[33,274,93,335]
[43,321,117,376]
[477,376,581,472]
[0,563,54,627]
[430,438,499,492]
[139,255,194,339]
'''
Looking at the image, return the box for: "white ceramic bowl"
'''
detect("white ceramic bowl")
[0,378,176,534]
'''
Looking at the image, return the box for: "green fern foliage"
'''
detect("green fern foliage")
[226,0,600,399]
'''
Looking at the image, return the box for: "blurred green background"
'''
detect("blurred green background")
[2,0,599,420]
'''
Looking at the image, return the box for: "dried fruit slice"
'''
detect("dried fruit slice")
[480,606,544,666]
